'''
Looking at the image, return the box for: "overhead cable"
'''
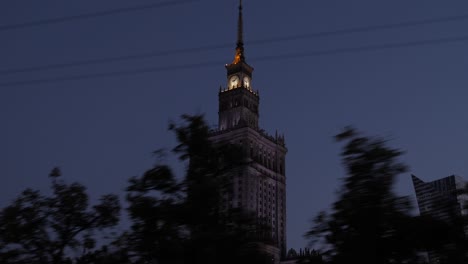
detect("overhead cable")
[1,12,468,75]
[0,0,200,32]
[1,34,467,87]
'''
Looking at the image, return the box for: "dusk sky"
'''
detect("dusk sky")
[2,0,468,250]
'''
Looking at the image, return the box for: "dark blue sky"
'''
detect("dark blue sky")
[2,0,468,250]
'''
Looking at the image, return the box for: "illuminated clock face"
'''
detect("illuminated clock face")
[243,76,250,88]
[229,75,240,89]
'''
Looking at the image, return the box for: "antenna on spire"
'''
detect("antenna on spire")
[232,0,245,64]
[237,0,243,47]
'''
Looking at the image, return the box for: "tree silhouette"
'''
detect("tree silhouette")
[0,168,120,264]
[430,183,468,264]
[0,115,274,264]
[306,127,428,264]
[119,114,273,264]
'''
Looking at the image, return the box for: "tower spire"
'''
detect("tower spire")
[232,0,245,64]
[237,0,243,47]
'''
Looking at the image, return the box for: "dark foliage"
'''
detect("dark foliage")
[0,115,274,264]
[117,114,273,264]
[306,127,445,264]
[430,183,468,264]
[0,168,120,264]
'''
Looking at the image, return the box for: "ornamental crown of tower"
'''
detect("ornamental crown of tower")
[218,0,259,131]
[224,0,255,92]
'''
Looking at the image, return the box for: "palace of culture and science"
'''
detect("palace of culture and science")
[208,1,288,261]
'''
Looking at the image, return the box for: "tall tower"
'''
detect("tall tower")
[411,174,468,263]
[209,1,288,261]
[411,174,467,221]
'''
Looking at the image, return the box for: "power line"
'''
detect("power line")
[1,34,467,87]
[0,60,224,87]
[0,43,230,75]
[1,12,468,75]
[255,35,468,62]
[0,0,200,32]
[249,13,468,45]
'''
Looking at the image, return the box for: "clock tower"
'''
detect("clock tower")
[210,1,287,262]
[218,0,259,131]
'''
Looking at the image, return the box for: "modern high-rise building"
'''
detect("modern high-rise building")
[411,174,468,263]
[208,1,288,261]
[411,174,467,221]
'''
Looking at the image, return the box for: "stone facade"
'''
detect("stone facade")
[210,126,287,258]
